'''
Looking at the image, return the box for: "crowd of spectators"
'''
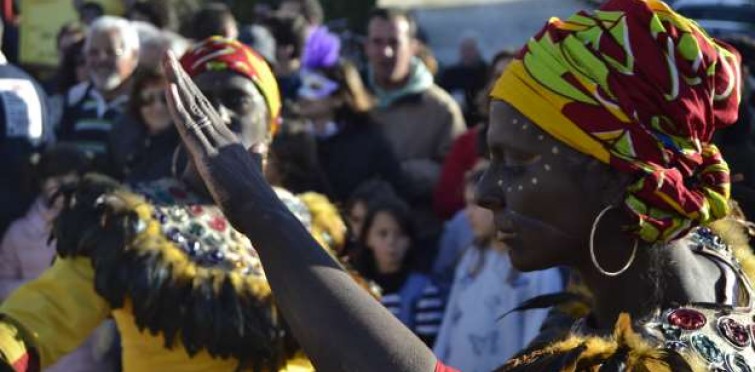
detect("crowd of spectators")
[1,0,754,371]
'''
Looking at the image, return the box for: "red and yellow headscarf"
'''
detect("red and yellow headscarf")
[180,37,282,136]
[492,0,742,243]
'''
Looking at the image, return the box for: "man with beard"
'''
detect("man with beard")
[58,16,139,173]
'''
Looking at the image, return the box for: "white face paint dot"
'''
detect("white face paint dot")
[506,187,513,193]
[512,118,519,125]
[538,135,545,141]
[497,179,503,187]
[531,178,538,185]
[517,185,523,191]
[544,164,551,171]
[521,125,527,131]
[552,147,560,155]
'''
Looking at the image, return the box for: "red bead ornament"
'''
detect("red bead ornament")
[209,216,228,232]
[718,317,750,348]
[667,309,706,331]
[189,205,204,216]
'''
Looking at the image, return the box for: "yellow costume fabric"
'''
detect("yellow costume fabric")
[0,257,313,371]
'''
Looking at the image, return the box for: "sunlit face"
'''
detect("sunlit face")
[138,81,172,134]
[476,100,609,271]
[366,17,414,86]
[366,211,410,274]
[85,29,138,92]
[193,70,270,151]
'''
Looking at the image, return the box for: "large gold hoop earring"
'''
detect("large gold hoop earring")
[589,205,638,277]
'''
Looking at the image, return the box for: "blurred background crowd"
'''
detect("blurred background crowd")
[0,0,753,371]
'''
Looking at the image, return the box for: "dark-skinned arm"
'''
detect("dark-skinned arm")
[161,53,438,372]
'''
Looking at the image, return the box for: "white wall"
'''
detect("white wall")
[386,0,587,66]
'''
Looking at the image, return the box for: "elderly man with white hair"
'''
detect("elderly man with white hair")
[58,16,139,172]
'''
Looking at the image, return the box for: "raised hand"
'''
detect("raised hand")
[161,51,434,372]
[161,51,266,227]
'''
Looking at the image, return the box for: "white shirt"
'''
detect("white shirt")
[433,246,563,372]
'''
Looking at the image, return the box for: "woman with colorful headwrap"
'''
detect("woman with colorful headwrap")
[161,0,755,371]
[0,37,360,372]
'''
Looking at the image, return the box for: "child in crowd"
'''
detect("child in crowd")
[433,164,563,371]
[0,144,119,372]
[0,144,88,298]
[352,196,446,346]
[343,179,398,245]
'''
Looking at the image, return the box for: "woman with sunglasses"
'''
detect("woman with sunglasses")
[109,68,180,183]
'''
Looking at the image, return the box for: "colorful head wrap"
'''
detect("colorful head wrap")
[180,37,282,135]
[491,0,742,243]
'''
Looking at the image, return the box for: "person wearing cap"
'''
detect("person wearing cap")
[0,37,359,372]
[158,0,755,371]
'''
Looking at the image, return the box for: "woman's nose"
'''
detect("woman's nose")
[475,171,506,211]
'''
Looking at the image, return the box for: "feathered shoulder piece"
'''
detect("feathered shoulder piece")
[52,175,290,370]
[500,314,698,372]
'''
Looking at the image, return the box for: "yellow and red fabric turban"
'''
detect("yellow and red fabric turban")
[180,37,282,135]
[492,0,742,243]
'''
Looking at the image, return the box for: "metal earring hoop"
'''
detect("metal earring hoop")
[589,205,638,277]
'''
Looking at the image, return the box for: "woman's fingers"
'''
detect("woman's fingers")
[163,51,237,148]
[167,83,217,156]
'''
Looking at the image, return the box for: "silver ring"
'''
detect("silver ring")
[195,117,211,128]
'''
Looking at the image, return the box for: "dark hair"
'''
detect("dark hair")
[56,39,85,94]
[352,196,416,278]
[127,68,167,125]
[269,124,331,195]
[489,49,517,79]
[280,0,324,26]
[266,14,308,58]
[474,49,518,123]
[415,42,438,76]
[79,2,104,16]
[311,60,374,125]
[345,179,398,214]
[191,2,236,40]
[37,144,90,179]
[368,8,417,38]
[56,22,85,50]
[128,1,171,29]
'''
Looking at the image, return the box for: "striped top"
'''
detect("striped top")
[377,271,446,346]
[58,82,128,170]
